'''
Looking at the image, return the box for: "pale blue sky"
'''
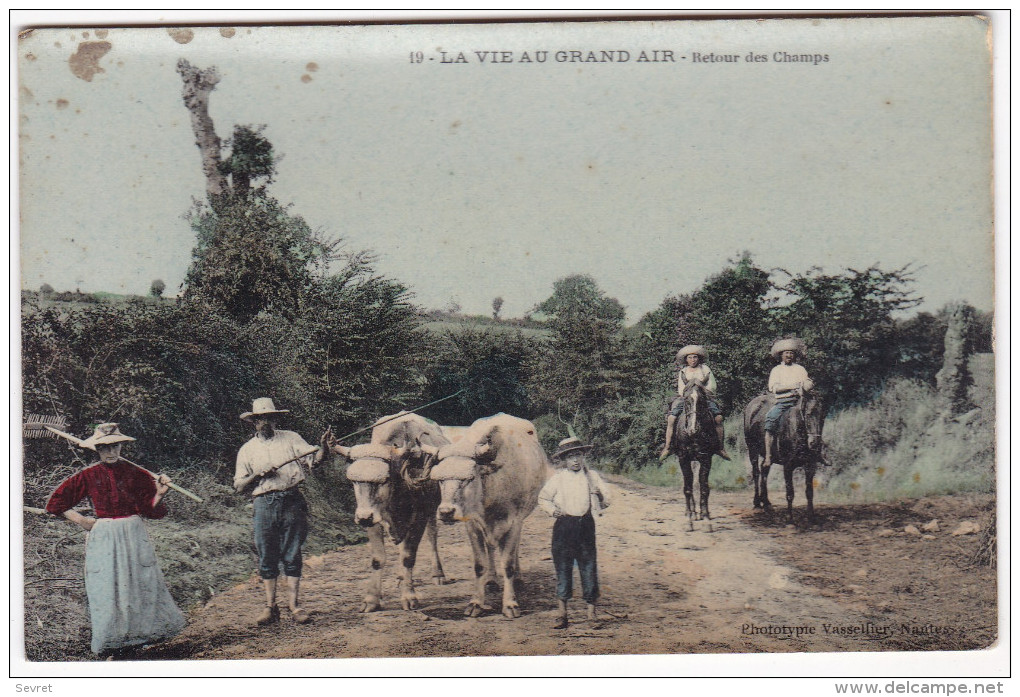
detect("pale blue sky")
[18,17,994,321]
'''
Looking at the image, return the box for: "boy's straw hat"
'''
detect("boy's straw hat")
[551,436,592,462]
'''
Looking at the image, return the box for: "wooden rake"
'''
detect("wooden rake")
[21,416,204,504]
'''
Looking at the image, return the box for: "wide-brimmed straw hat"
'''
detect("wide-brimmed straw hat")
[551,436,593,462]
[80,423,136,450]
[240,397,290,422]
[770,338,807,360]
[677,345,708,362]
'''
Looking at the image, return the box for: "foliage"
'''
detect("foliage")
[420,326,541,426]
[774,264,922,409]
[529,274,628,421]
[491,296,504,320]
[39,283,54,295]
[219,124,276,195]
[183,193,341,322]
[149,279,166,298]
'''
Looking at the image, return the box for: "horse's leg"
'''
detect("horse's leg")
[698,456,712,520]
[784,464,796,524]
[760,456,773,511]
[679,458,695,532]
[805,463,816,523]
[750,447,762,509]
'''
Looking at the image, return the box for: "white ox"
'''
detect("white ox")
[334,412,451,612]
[424,413,551,618]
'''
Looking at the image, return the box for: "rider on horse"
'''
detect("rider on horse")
[660,345,731,461]
[764,337,815,468]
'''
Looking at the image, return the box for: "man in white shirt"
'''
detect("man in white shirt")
[234,398,330,626]
[538,437,612,629]
[764,339,815,467]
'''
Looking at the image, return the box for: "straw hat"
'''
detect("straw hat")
[80,423,136,450]
[551,436,593,461]
[677,345,708,362]
[240,397,290,422]
[770,338,807,360]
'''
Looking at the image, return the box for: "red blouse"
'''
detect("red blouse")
[45,460,167,519]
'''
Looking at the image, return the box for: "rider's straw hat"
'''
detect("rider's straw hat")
[770,338,807,361]
[677,345,708,362]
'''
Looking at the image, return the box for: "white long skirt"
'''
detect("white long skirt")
[84,516,186,653]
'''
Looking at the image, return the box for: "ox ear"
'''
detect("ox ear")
[474,440,498,462]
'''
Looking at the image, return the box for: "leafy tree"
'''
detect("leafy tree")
[675,253,776,412]
[530,274,627,427]
[39,283,54,296]
[775,264,922,409]
[183,194,337,322]
[149,279,166,298]
[491,296,504,320]
[421,327,540,425]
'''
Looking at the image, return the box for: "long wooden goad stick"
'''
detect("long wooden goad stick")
[44,426,205,503]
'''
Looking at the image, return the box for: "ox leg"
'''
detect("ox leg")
[422,517,448,585]
[360,524,385,612]
[464,523,494,617]
[498,520,525,619]
[784,465,796,525]
[396,518,430,610]
[679,458,695,532]
[698,457,712,521]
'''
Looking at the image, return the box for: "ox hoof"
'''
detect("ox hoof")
[401,596,420,611]
[464,602,491,618]
[359,600,382,613]
[502,604,521,619]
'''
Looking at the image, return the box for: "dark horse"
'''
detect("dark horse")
[666,380,719,531]
[743,389,826,523]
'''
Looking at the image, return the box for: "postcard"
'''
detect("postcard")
[15,13,1004,680]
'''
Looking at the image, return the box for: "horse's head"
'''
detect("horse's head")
[680,379,711,437]
[799,389,826,454]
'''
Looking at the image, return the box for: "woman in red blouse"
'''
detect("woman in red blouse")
[46,423,185,656]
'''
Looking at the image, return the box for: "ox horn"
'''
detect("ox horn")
[418,442,440,458]
[333,444,352,460]
[474,441,492,460]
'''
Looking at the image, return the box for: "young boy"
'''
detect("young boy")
[660,345,730,461]
[538,437,612,629]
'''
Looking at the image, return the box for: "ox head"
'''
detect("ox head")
[425,439,494,524]
[340,443,396,528]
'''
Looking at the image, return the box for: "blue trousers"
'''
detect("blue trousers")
[765,397,798,436]
[552,513,599,604]
[253,489,308,579]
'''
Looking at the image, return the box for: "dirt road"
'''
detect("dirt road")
[149,476,995,660]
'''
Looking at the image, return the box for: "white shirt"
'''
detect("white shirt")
[234,429,316,497]
[538,468,612,517]
[768,363,810,393]
[677,364,717,396]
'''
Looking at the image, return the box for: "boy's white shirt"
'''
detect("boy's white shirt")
[677,364,717,396]
[539,467,612,517]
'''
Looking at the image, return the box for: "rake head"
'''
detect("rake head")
[23,414,68,440]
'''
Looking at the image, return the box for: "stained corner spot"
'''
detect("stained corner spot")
[220,27,236,39]
[301,74,312,83]
[68,41,112,82]
[167,28,195,45]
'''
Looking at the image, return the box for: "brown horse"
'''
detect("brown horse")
[744,389,826,523]
[666,380,719,531]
